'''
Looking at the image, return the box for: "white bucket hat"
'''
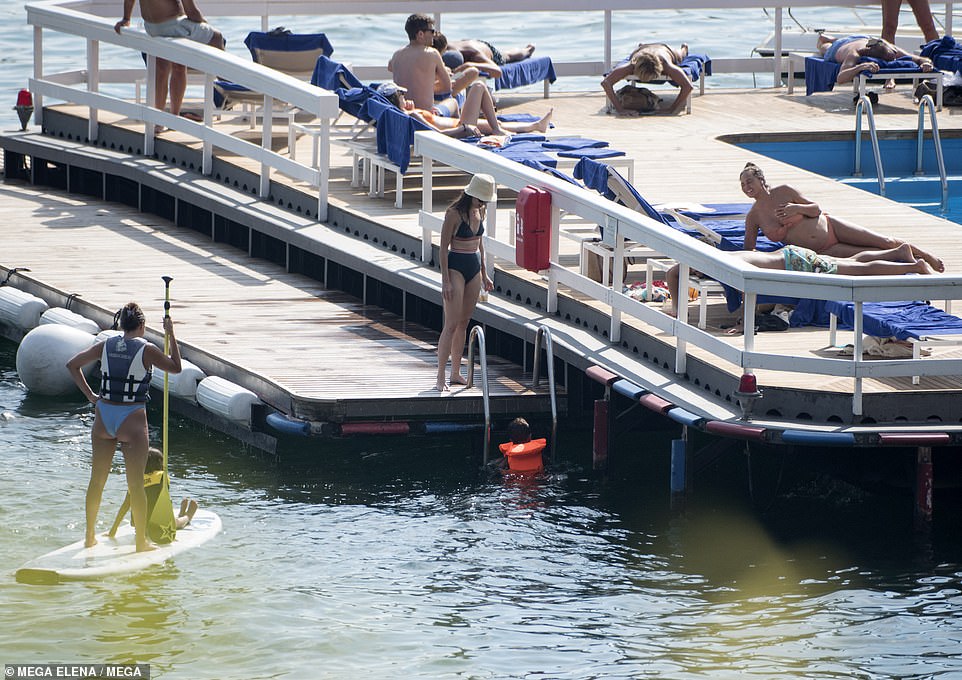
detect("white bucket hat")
[464,174,498,203]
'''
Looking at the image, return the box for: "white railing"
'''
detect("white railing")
[39,0,958,91]
[26,0,340,221]
[414,131,962,417]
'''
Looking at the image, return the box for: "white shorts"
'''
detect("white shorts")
[144,16,215,45]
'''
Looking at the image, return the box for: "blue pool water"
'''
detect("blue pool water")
[739,137,962,223]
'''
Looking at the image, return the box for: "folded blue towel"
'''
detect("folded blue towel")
[679,54,711,83]
[491,140,557,167]
[541,137,608,150]
[497,113,542,123]
[495,56,557,91]
[557,147,626,159]
[921,35,962,73]
[824,300,962,340]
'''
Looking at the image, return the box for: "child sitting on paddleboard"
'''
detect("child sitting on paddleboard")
[109,447,197,541]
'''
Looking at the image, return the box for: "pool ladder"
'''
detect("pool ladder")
[854,94,948,212]
[468,324,559,467]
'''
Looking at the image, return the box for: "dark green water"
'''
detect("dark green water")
[2,337,962,679]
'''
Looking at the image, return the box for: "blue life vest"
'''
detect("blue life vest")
[99,335,152,403]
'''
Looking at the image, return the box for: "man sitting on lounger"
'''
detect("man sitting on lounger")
[740,162,944,272]
[816,34,934,86]
[664,245,937,318]
[601,43,693,116]
[389,14,457,115]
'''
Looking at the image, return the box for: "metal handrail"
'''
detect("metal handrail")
[531,325,558,460]
[466,325,491,465]
[853,95,885,196]
[915,94,949,213]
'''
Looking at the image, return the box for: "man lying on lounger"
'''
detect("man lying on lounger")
[601,43,693,116]
[816,34,934,87]
[664,245,937,319]
[739,162,944,272]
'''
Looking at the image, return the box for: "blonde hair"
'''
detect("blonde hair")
[630,51,662,81]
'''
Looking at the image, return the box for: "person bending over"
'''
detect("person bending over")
[601,42,693,116]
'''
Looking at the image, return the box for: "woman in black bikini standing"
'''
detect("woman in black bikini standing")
[435,174,497,391]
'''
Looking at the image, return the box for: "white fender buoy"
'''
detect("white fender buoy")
[40,307,101,335]
[0,287,49,331]
[16,325,96,395]
[196,375,260,424]
[95,329,124,344]
[151,359,207,402]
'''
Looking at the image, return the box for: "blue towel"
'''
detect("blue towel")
[921,36,962,73]
[573,157,615,199]
[541,137,609,150]
[824,300,962,340]
[498,113,543,123]
[491,140,557,167]
[679,53,711,83]
[495,56,557,91]
[558,147,626,159]
[312,55,363,91]
[338,86,384,122]
[244,32,334,61]
[675,203,752,219]
[520,159,582,186]
[805,56,842,95]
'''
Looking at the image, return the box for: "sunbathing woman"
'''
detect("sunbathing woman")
[601,42,693,116]
[740,162,944,272]
[377,80,553,138]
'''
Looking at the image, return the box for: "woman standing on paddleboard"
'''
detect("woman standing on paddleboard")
[67,302,182,552]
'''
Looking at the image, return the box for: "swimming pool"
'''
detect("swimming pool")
[738,137,962,224]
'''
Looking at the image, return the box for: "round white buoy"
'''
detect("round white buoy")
[0,287,49,330]
[196,375,260,424]
[151,358,207,402]
[40,307,101,335]
[16,325,96,396]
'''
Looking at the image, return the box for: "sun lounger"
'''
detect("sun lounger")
[617,52,710,114]
[213,30,334,124]
[826,300,962,383]
[494,56,557,96]
[804,54,944,108]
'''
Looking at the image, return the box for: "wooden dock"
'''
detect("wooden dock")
[3,82,962,442]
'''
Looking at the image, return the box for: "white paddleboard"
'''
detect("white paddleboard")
[15,509,222,584]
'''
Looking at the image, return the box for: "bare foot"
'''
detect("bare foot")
[435,380,449,392]
[523,44,535,59]
[911,246,944,272]
[913,258,937,275]
[884,78,896,90]
[533,108,553,133]
[185,500,198,523]
[136,541,158,553]
[449,374,468,386]
[179,498,190,517]
[85,535,98,549]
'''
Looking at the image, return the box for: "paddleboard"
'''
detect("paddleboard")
[15,509,222,584]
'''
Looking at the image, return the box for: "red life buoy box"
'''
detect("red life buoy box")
[515,185,551,272]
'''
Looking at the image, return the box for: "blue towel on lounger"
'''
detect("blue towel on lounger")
[312,55,363,91]
[491,140,557,167]
[558,147,626,159]
[823,300,962,340]
[921,36,962,73]
[806,54,925,95]
[542,137,609,150]
[495,56,557,91]
[613,52,711,83]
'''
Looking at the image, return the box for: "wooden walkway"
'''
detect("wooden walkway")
[3,81,962,430]
[0,180,556,424]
